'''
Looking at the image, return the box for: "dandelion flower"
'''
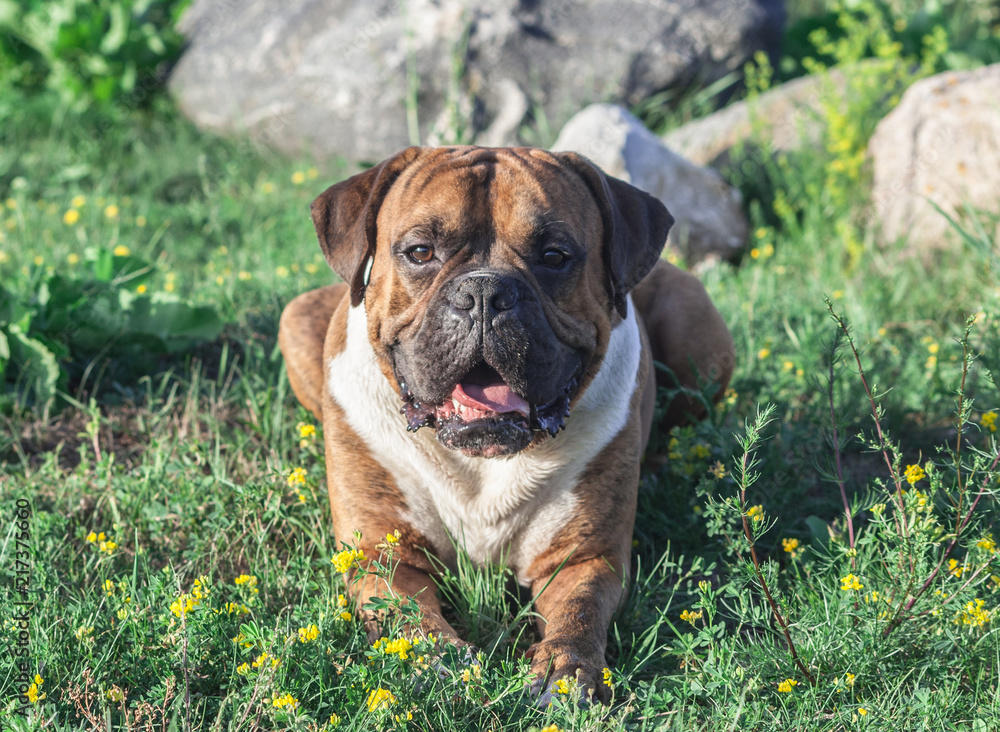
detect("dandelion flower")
[63,209,80,225]
[757,347,770,360]
[291,171,306,185]
[104,204,119,219]
[113,245,131,257]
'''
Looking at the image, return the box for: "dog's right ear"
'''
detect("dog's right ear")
[311,147,425,307]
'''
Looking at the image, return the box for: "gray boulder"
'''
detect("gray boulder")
[169,0,784,163]
[868,63,1000,250]
[552,104,747,266]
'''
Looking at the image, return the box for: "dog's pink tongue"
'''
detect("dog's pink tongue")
[453,381,530,417]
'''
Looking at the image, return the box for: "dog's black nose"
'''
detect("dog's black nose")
[450,273,519,318]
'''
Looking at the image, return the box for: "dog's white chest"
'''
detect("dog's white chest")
[326,301,640,583]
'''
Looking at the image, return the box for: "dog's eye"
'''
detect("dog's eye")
[540,249,567,268]
[407,245,434,263]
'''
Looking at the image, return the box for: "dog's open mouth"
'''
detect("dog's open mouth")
[398,362,577,457]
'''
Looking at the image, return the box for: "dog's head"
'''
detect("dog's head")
[311,146,672,458]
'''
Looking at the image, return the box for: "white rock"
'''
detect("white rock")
[868,64,1000,250]
[552,104,747,265]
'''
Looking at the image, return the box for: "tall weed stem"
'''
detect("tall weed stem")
[735,405,815,685]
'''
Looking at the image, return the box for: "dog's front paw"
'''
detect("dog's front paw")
[525,640,610,706]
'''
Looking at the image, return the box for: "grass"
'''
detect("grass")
[2,11,1000,730]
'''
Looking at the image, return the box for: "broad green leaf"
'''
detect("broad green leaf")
[7,325,60,405]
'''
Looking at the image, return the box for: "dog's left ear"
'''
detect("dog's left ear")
[555,152,674,318]
[311,146,426,307]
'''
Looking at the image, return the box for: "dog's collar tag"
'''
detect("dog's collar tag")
[362,256,374,287]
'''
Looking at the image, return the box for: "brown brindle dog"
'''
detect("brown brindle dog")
[278,146,734,703]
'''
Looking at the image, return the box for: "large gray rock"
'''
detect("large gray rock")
[552,104,747,266]
[169,0,784,163]
[868,64,1000,249]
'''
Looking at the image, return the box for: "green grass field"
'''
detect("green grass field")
[2,2,1000,730]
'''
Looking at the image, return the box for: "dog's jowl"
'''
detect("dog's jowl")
[278,146,734,703]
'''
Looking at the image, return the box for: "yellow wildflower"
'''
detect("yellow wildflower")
[103,579,114,596]
[977,535,996,553]
[63,209,80,225]
[71,195,86,208]
[291,171,306,185]
[904,463,926,484]
[236,662,249,675]
[339,610,352,621]
[840,574,863,591]
[298,624,320,643]
[954,598,990,627]
[757,347,771,360]
[746,505,764,522]
[680,608,702,625]
[332,548,365,573]
[299,423,316,439]
[858,707,868,716]
[845,672,856,687]
[949,559,966,578]
[375,636,413,660]
[603,667,613,688]
[981,412,997,432]
[366,688,397,711]
[329,713,341,727]
[99,539,117,555]
[113,245,131,257]
[554,677,570,694]
[104,204,119,219]
[541,726,562,732]
[271,693,298,709]
[782,538,800,554]
[234,574,259,593]
[459,664,482,683]
[75,626,94,640]
[276,265,290,277]
[287,467,307,487]
[709,461,726,479]
[777,678,797,693]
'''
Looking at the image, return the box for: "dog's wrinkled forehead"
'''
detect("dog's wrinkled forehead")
[377,147,598,255]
